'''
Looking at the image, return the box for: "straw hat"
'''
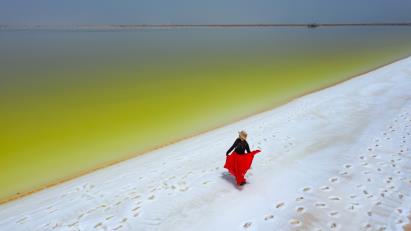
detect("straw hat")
[238,130,248,140]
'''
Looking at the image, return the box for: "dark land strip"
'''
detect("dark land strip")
[1,23,411,30]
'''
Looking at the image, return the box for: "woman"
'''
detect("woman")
[224,130,261,186]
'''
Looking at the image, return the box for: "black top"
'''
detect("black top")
[226,138,251,155]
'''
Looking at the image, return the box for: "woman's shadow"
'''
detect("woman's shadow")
[221,172,244,190]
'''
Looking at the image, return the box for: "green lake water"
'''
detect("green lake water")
[1,27,411,201]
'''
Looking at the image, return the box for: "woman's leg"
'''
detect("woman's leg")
[236,172,246,185]
[234,154,243,185]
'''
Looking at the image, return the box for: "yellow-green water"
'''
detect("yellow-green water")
[1,27,411,201]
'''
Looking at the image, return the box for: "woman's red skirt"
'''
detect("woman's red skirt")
[224,150,261,185]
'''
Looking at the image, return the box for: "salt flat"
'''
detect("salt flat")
[1,56,411,231]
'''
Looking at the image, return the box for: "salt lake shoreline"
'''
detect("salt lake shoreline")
[1,53,411,207]
[1,54,411,231]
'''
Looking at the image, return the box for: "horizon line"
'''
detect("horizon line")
[1,22,411,30]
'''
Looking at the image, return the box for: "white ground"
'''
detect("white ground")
[1,57,411,231]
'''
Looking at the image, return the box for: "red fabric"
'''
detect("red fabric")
[224,150,261,185]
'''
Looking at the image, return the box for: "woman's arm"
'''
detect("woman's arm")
[245,141,251,153]
[226,139,240,155]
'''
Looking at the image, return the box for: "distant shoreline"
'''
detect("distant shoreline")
[1,22,411,30]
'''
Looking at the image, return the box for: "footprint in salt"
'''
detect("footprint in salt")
[328,196,341,201]
[344,164,352,169]
[276,202,285,209]
[78,213,85,219]
[94,222,103,229]
[339,171,349,176]
[67,221,79,228]
[296,207,305,213]
[363,223,372,229]
[328,222,339,230]
[302,187,312,193]
[50,223,63,229]
[347,202,361,211]
[359,155,365,160]
[375,201,382,207]
[289,219,301,226]
[377,225,387,231]
[314,202,327,208]
[264,214,274,221]
[329,211,339,217]
[16,217,28,224]
[114,201,122,206]
[243,222,252,229]
[329,177,339,183]
[113,225,123,230]
[347,204,357,211]
[295,196,304,202]
[320,186,332,192]
[148,195,155,200]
